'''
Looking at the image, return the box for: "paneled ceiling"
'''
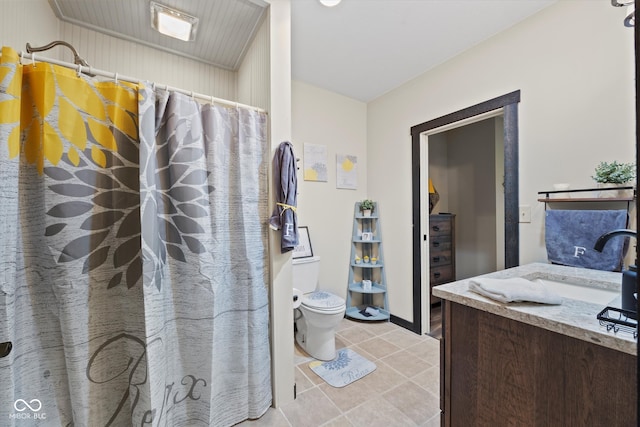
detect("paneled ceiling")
[48,0,268,70]
[48,0,559,102]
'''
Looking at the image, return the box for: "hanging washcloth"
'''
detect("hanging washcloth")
[269,141,299,253]
[545,209,628,271]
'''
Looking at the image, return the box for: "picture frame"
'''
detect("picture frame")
[292,226,314,259]
[361,232,373,241]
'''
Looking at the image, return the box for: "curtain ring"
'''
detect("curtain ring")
[31,53,36,67]
[20,51,24,64]
[114,72,118,84]
[151,82,156,91]
[76,64,82,78]
[190,91,195,100]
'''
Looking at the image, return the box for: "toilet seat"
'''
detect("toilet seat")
[302,291,345,311]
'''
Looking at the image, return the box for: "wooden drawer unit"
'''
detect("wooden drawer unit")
[430,265,454,284]
[429,214,455,304]
[430,252,454,267]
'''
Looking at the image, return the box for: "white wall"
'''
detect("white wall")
[367,1,635,323]
[292,81,368,299]
[238,12,270,110]
[0,0,59,53]
[265,1,295,407]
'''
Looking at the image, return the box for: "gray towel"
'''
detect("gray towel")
[269,141,299,253]
[545,210,628,271]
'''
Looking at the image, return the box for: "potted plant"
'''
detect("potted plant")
[360,199,374,217]
[592,161,636,197]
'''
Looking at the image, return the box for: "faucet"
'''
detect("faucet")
[593,229,636,253]
[594,229,637,318]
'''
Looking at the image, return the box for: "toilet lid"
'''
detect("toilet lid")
[302,291,345,310]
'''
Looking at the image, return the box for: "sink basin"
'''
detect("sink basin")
[535,279,618,305]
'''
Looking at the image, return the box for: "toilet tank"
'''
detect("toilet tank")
[292,256,320,293]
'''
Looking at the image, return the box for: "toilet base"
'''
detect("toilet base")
[294,306,345,361]
[295,318,337,361]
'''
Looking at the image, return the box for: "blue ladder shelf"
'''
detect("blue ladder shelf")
[345,201,390,321]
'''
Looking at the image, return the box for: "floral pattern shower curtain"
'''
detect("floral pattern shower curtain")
[0,47,271,426]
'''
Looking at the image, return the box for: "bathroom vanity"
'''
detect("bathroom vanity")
[433,263,637,426]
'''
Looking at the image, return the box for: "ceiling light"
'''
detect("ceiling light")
[150,1,199,41]
[319,0,342,7]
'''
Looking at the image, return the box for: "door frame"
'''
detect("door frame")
[420,110,504,334]
[408,90,521,335]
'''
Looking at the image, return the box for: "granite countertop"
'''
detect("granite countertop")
[432,262,637,355]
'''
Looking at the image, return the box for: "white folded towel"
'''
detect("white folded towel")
[365,306,380,316]
[468,277,562,305]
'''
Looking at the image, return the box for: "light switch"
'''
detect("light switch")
[519,205,531,223]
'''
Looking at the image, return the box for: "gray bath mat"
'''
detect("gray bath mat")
[309,348,376,388]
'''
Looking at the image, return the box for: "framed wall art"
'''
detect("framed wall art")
[292,226,314,259]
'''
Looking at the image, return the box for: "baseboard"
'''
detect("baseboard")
[390,315,421,335]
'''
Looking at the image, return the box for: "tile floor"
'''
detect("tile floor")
[239,318,442,427]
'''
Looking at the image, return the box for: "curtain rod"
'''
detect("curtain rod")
[1,51,267,114]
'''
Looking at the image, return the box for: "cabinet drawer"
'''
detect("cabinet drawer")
[429,236,451,251]
[429,219,452,236]
[429,252,453,267]
[430,266,454,284]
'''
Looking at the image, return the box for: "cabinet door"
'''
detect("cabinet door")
[443,302,637,426]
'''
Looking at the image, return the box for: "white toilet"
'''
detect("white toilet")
[293,256,346,361]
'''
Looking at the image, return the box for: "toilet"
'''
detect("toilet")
[293,256,346,361]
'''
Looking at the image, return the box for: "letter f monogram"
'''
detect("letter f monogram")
[573,246,586,258]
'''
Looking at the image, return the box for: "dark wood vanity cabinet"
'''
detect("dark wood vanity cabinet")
[429,214,455,305]
[441,302,637,426]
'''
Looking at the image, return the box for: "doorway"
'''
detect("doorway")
[410,91,521,335]
[424,115,505,338]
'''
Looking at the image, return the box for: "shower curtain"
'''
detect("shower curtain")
[0,47,271,426]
